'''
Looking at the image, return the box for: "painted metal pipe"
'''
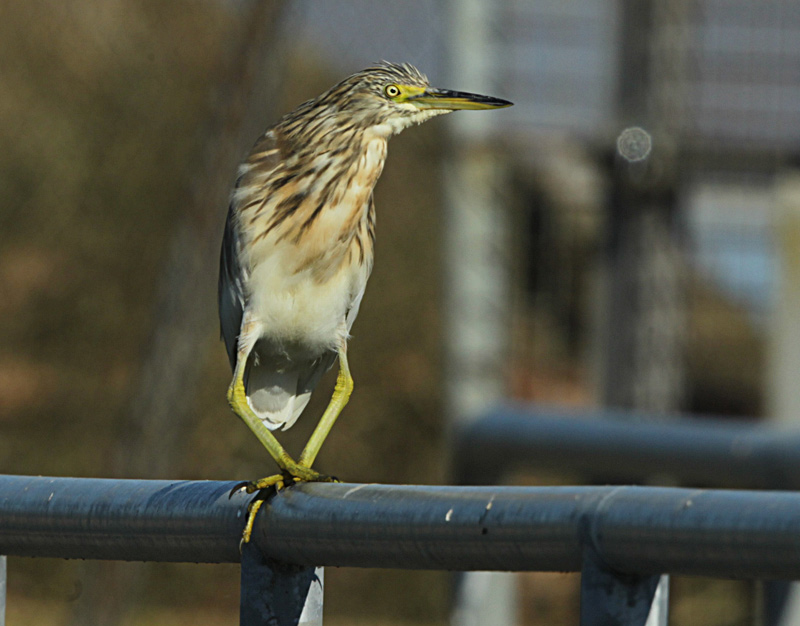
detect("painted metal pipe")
[3,476,800,580]
[252,482,800,579]
[454,405,800,488]
[0,475,249,562]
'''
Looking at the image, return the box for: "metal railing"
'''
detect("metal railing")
[452,405,800,625]
[454,405,800,488]
[2,472,800,625]
[3,407,800,625]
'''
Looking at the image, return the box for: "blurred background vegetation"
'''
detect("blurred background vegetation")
[2,1,799,625]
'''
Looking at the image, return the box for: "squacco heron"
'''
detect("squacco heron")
[219,62,511,536]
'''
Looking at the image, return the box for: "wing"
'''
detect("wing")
[345,193,376,332]
[218,204,246,369]
[218,130,283,370]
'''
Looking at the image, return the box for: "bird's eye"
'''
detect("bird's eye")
[384,84,401,98]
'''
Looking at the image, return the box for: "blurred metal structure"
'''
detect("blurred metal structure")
[770,174,800,426]
[680,0,800,153]
[454,403,800,625]
[454,406,800,488]
[770,173,800,626]
[0,555,5,626]
[488,0,620,140]
[444,0,511,423]
[6,475,800,625]
[601,0,687,412]
[444,0,516,623]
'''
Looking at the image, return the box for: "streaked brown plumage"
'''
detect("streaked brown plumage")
[218,62,511,531]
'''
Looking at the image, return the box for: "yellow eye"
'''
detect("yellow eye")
[385,84,401,98]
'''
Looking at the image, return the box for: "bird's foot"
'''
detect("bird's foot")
[246,464,337,491]
[234,467,339,546]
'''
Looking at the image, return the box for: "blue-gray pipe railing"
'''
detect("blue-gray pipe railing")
[2,475,800,578]
[454,405,800,488]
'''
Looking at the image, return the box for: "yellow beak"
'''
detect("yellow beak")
[409,88,513,111]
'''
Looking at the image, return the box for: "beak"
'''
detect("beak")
[408,88,513,111]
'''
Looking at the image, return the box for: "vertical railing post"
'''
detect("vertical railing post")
[0,555,6,626]
[768,172,800,626]
[580,552,663,626]
[240,542,322,626]
[450,571,517,626]
[644,576,669,626]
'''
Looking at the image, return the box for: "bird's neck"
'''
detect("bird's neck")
[279,107,392,158]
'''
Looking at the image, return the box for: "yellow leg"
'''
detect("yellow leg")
[228,356,330,482]
[230,338,348,545]
[229,344,341,544]
[241,497,266,545]
[298,346,353,468]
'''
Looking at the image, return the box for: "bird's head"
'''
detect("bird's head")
[315,61,512,136]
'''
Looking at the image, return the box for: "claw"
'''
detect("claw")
[229,481,251,499]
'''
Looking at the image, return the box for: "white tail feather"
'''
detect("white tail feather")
[245,351,335,431]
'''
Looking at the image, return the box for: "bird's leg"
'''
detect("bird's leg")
[229,326,344,544]
[228,354,330,486]
[298,344,353,468]
[229,346,337,546]
[228,352,294,483]
[228,312,339,483]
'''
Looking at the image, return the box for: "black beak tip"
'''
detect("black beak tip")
[492,96,514,108]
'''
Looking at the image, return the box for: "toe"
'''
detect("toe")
[246,474,286,492]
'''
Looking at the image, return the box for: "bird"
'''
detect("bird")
[219,61,511,538]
